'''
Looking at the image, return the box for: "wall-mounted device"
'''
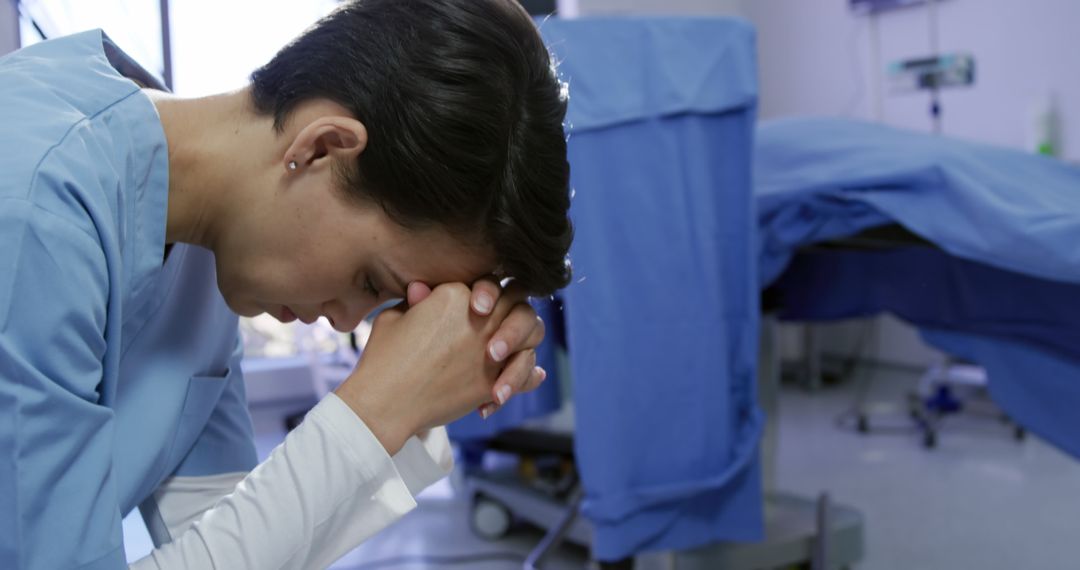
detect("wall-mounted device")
[887,53,975,93]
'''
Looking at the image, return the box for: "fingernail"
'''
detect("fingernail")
[474,293,493,314]
[489,340,508,362]
[497,385,512,405]
[535,366,547,382]
[480,405,492,420]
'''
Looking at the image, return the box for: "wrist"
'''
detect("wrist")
[334,380,412,456]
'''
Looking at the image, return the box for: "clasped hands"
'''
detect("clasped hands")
[335,277,547,455]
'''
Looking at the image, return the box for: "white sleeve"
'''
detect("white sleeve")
[391,426,454,497]
[130,393,454,570]
[138,471,248,548]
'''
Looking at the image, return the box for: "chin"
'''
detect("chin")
[222,294,263,318]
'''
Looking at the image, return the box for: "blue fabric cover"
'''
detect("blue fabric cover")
[770,247,1080,458]
[771,248,1080,362]
[921,329,1080,460]
[758,117,1080,459]
[562,110,763,560]
[757,117,1080,288]
[450,17,764,561]
[547,17,758,132]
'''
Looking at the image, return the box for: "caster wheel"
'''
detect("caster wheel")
[471,496,512,540]
[923,431,937,449]
[1015,427,1027,441]
[856,414,869,433]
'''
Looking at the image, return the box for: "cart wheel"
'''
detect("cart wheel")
[471,496,512,540]
[1015,426,1027,441]
[923,431,937,449]
[856,414,869,433]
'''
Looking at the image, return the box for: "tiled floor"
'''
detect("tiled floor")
[773,366,1080,570]
[125,367,1080,569]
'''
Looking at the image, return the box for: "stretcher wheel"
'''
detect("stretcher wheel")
[1014,426,1027,441]
[471,495,512,540]
[923,431,937,449]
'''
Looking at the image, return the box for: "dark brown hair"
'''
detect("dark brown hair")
[250,0,573,294]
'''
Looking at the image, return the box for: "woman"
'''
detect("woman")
[0,0,572,567]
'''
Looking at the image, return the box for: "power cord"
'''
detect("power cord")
[12,0,48,40]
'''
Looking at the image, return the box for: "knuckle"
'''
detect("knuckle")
[435,282,471,303]
[512,303,537,323]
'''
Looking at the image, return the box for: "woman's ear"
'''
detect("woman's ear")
[283,116,368,172]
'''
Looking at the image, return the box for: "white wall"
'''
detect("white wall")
[169,0,339,96]
[0,1,17,56]
[746,0,1079,161]
[15,1,165,76]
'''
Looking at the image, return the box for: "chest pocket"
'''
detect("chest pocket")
[164,369,232,472]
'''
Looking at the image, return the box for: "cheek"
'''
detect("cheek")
[274,260,358,304]
[220,225,360,304]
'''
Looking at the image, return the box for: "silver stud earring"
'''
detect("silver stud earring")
[287,160,298,171]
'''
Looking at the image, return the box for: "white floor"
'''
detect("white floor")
[125,368,1080,569]
[776,365,1080,570]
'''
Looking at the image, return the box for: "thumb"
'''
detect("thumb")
[407,281,432,307]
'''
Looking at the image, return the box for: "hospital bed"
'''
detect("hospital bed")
[763,223,1031,448]
[448,17,864,569]
[757,117,1080,461]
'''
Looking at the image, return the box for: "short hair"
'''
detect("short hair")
[250,0,573,295]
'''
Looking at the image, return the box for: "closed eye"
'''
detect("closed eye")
[363,275,381,298]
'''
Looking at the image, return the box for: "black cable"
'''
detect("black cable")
[337,551,527,570]
[157,0,172,90]
[12,0,47,40]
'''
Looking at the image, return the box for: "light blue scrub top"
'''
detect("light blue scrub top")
[0,31,258,569]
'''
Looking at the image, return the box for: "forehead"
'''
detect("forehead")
[374,217,496,286]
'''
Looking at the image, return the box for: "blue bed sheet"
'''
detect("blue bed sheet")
[771,247,1080,362]
[758,117,1080,459]
[757,117,1080,288]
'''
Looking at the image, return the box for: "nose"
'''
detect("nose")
[322,299,370,333]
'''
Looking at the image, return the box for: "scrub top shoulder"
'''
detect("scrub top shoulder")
[0,30,258,570]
